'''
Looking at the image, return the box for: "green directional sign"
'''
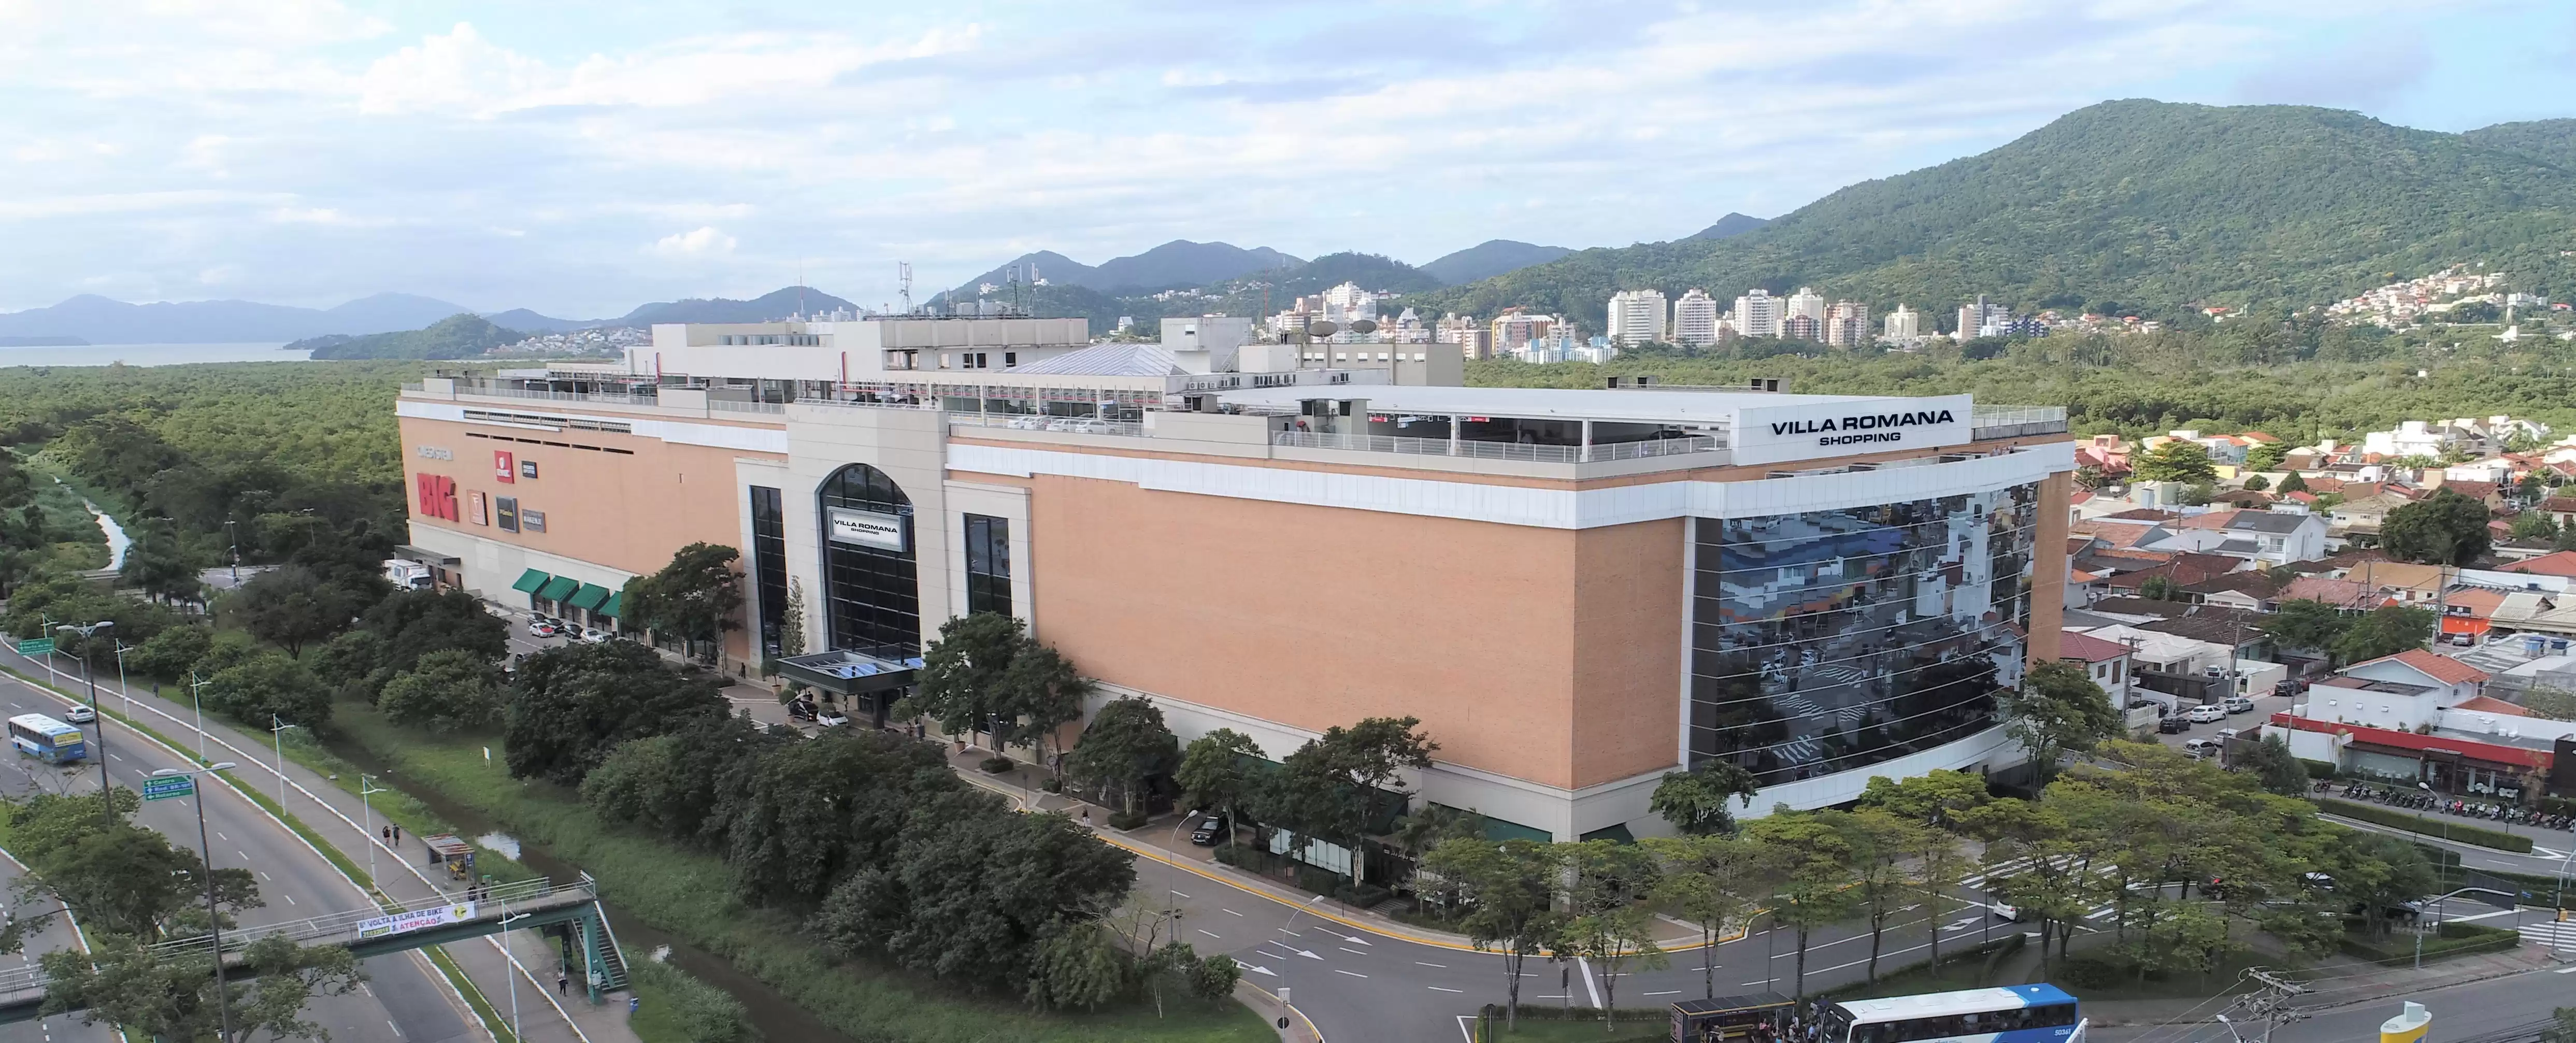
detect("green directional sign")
[13,638,53,656]
[142,775,195,802]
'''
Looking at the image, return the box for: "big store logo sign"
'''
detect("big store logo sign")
[1730,394,1973,465]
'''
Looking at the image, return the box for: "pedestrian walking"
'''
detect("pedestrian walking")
[381,826,391,842]
[392,824,402,843]
[557,972,569,996]
[1080,808,1090,826]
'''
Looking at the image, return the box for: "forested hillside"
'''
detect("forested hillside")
[1415,101,2576,328]
[303,313,522,360]
[2464,119,2576,169]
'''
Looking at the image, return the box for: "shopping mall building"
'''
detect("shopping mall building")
[395,316,2075,841]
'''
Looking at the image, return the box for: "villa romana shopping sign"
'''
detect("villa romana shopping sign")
[827,508,909,552]
[1729,394,1974,465]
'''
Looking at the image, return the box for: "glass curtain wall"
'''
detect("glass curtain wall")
[818,464,922,659]
[1688,481,2040,785]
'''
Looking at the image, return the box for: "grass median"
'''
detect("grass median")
[2315,798,2536,853]
[330,702,1270,1043]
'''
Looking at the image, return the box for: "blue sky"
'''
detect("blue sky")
[3,0,2571,317]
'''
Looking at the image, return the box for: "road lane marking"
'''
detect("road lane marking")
[1579,956,1602,1007]
[1645,990,1681,996]
[1339,947,1367,955]
[260,872,271,881]
[1169,890,1191,898]
[1224,908,1244,917]
[1332,968,1367,978]
[1276,928,1301,936]
[1415,961,1448,968]
[236,850,248,861]
[217,832,227,841]
[1428,985,1463,993]
[1197,929,1222,939]
[283,894,295,905]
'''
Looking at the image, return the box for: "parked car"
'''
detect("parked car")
[2215,727,2243,742]
[578,627,612,644]
[61,705,94,724]
[2223,696,2255,715]
[785,697,818,722]
[2158,715,2189,734]
[2187,703,2227,724]
[526,619,560,637]
[2182,738,2221,760]
[1189,815,1227,846]
[1986,899,2024,921]
[817,708,850,728]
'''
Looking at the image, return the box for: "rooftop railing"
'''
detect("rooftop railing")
[947,413,1147,437]
[1272,430,1724,464]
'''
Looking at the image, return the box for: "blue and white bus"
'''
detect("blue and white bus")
[8,713,87,764]
[1826,985,2083,1043]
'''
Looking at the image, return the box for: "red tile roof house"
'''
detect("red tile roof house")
[2057,629,2137,703]
[2298,649,2489,733]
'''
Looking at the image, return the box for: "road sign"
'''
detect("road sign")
[13,638,53,656]
[142,775,195,802]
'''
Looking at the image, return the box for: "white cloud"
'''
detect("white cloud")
[650,226,737,258]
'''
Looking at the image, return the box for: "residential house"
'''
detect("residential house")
[2277,575,2379,611]
[2212,509,2330,566]
[2058,629,2136,703]
[2262,714,2562,797]
[2075,434,2131,476]
[2135,606,2274,663]
[2328,485,2421,545]
[2503,550,2576,580]
[2208,489,2276,508]
[2538,497,2576,528]
[2074,623,2239,708]
[2299,649,2489,733]
[2181,570,2283,611]
[2341,560,2449,607]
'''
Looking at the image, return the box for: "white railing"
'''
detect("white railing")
[707,398,785,414]
[1272,431,1723,463]
[1970,405,2069,437]
[443,383,660,407]
[948,414,1148,437]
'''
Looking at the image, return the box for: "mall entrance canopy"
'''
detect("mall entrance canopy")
[777,649,922,700]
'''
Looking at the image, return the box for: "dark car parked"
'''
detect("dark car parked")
[1189,815,1227,846]
[2158,715,2189,734]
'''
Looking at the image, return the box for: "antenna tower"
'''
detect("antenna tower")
[897,262,914,315]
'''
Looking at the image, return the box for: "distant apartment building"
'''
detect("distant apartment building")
[1956,295,2007,340]
[1734,289,1784,339]
[1883,304,1922,343]
[1824,301,1871,347]
[1784,287,1827,331]
[1607,289,1669,347]
[1671,289,1721,348]
[1493,311,1557,353]
[1782,315,1822,341]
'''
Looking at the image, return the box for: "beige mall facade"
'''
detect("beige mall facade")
[395,318,2074,841]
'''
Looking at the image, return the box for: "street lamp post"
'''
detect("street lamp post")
[2414,887,2521,969]
[154,763,240,1043]
[270,716,298,810]
[111,640,131,718]
[187,672,210,758]
[360,774,390,885]
[55,622,113,826]
[225,518,239,583]
[497,908,530,1043]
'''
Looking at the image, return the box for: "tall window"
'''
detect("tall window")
[964,514,1011,617]
[750,486,788,659]
[818,464,920,659]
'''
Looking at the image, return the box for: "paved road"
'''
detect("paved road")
[0,669,476,1043]
[2091,965,2576,1043]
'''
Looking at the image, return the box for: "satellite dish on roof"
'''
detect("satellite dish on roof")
[1348,319,1379,335]
[1307,321,1340,339]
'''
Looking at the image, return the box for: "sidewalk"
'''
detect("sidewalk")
[2078,946,2561,1026]
[0,646,638,1043]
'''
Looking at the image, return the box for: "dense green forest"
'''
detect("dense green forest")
[1476,319,2576,440]
[0,361,418,564]
[1412,101,2576,330]
[956,251,1446,337]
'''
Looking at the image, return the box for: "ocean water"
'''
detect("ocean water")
[0,342,309,366]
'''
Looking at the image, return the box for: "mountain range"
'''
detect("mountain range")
[1413,101,2576,329]
[0,287,865,345]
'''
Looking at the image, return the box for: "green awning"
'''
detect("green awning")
[1480,816,1553,844]
[510,569,552,594]
[536,576,581,601]
[567,583,611,611]
[597,593,621,619]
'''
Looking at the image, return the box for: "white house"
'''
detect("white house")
[2213,509,2329,566]
[2296,649,2489,732]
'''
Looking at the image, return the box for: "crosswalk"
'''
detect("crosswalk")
[2519,921,2576,953]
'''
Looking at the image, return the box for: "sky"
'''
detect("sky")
[4,0,2573,318]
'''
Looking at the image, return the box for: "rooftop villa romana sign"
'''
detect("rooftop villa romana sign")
[1728,394,1974,466]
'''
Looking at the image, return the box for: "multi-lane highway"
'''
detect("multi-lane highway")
[0,667,476,1043]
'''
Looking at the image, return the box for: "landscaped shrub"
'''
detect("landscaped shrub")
[2315,799,2534,852]
[979,755,1015,774]
[2338,922,2518,963]
[2299,759,2337,779]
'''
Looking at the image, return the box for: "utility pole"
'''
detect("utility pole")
[2241,969,2307,1043]
[55,621,114,827]
[187,671,210,758]
[270,715,299,809]
[156,764,239,1043]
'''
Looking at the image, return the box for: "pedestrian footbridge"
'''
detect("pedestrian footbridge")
[0,876,629,1024]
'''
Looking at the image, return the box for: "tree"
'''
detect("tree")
[2334,605,2436,666]
[1829,809,1921,983]
[1648,760,1761,835]
[2262,598,2350,653]
[217,564,371,655]
[2513,510,2561,541]
[126,623,212,681]
[2073,464,2106,491]
[41,935,362,1043]
[2132,441,2217,483]
[2241,474,2270,492]
[1855,769,1992,830]
[2322,830,2440,938]
[1174,729,1266,849]
[118,519,200,604]
[1275,717,1438,885]
[1424,838,1561,1031]
[2245,442,2287,473]
[2179,481,2216,507]
[1022,919,1127,1011]
[1905,815,1974,974]
[998,641,1091,771]
[504,641,727,784]
[2524,687,2576,722]
[1641,834,1778,999]
[377,649,506,734]
[811,809,1134,998]
[11,793,259,941]
[2382,488,2492,565]
[2237,735,2309,796]
[622,542,744,662]
[901,612,1024,742]
[358,587,507,678]
[779,577,808,658]
[722,728,972,906]
[2137,574,2179,601]
[1957,798,2091,977]
[1743,809,1859,997]
[1064,697,1180,817]
[198,648,331,726]
[1999,662,2122,784]
[2275,472,2309,495]
[1557,840,1666,1028]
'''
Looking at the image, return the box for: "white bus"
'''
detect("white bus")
[7,713,88,764]
[1825,985,2083,1043]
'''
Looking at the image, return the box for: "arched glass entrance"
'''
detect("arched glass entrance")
[817,463,921,659]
